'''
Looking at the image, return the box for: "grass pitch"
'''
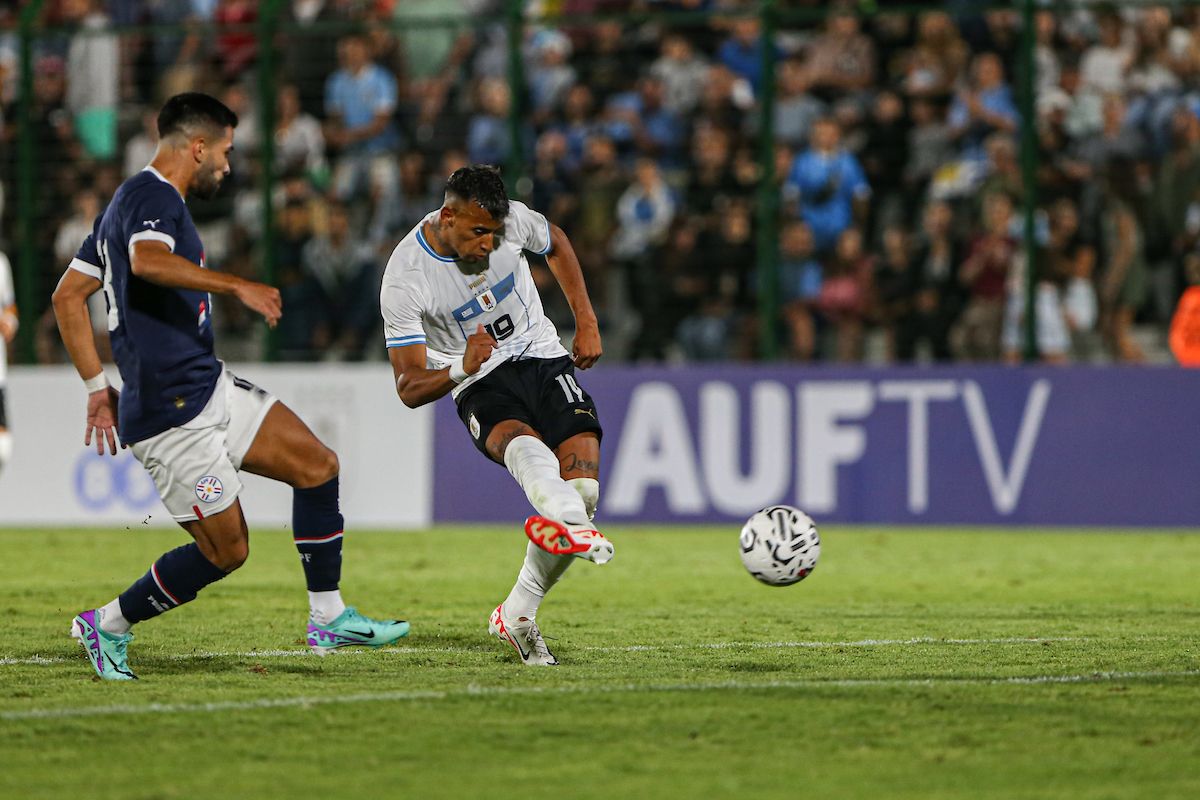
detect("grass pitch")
[1,526,1198,799]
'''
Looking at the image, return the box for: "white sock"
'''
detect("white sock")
[503,435,590,525]
[568,477,599,520]
[308,590,346,625]
[504,541,573,620]
[0,431,12,476]
[98,598,131,635]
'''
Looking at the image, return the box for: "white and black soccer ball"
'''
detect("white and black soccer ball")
[739,505,821,587]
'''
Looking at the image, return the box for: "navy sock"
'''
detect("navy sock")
[117,543,228,624]
[293,476,343,592]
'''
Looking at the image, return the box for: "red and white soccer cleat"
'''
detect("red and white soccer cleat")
[524,515,614,564]
[488,604,558,666]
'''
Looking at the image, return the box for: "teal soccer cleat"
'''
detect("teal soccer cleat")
[306,607,410,655]
[71,609,137,680]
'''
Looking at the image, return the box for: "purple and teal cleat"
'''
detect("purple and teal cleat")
[306,607,410,656]
[70,609,137,681]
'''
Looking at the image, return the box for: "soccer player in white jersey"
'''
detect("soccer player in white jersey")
[0,247,17,478]
[381,165,608,666]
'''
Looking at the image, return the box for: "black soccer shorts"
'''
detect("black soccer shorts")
[455,355,602,462]
[0,386,8,428]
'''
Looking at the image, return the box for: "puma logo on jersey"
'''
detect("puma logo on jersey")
[574,408,597,419]
[142,219,161,229]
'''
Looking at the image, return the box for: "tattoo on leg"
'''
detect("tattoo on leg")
[488,425,535,463]
[561,452,598,476]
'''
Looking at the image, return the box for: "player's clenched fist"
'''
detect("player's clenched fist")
[463,324,498,374]
[235,280,283,328]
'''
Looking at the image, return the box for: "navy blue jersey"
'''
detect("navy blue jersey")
[71,168,221,444]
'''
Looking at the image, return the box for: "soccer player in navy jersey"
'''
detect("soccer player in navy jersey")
[51,93,408,680]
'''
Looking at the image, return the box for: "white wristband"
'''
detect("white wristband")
[448,357,470,385]
[83,372,110,393]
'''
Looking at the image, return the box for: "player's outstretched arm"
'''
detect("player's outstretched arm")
[389,325,497,408]
[131,241,282,328]
[52,269,123,455]
[543,224,602,369]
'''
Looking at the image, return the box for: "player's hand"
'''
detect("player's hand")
[0,314,16,344]
[235,280,283,328]
[463,324,498,374]
[572,319,603,369]
[85,386,124,456]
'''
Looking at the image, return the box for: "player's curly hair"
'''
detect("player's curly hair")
[445,165,510,222]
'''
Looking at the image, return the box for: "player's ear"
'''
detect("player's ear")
[191,135,207,165]
[439,206,455,227]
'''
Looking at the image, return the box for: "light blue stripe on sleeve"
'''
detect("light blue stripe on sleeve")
[386,335,426,348]
[534,217,552,255]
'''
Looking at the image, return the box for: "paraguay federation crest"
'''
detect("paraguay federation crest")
[195,475,224,503]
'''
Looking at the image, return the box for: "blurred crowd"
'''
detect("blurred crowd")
[2,0,1200,364]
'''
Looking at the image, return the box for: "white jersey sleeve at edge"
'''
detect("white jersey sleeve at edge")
[506,200,552,256]
[381,267,429,350]
[0,252,13,307]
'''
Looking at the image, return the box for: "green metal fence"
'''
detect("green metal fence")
[2,1,1191,364]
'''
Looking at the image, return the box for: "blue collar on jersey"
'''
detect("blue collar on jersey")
[417,227,457,263]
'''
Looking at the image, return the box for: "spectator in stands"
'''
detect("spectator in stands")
[1081,7,1135,96]
[63,0,117,161]
[275,198,318,361]
[862,90,909,237]
[604,75,685,166]
[53,188,100,266]
[873,225,922,363]
[956,192,1018,361]
[123,110,159,178]
[611,157,675,268]
[528,29,577,122]
[948,52,1019,161]
[816,227,873,362]
[1151,107,1200,322]
[903,11,969,101]
[325,32,401,208]
[778,220,823,361]
[1099,156,1149,362]
[804,4,877,106]
[718,17,769,94]
[546,84,593,176]
[302,202,379,360]
[773,58,826,149]
[214,0,257,80]
[1044,199,1100,362]
[685,125,739,229]
[467,77,514,165]
[650,33,709,117]
[276,83,327,182]
[785,117,870,254]
[905,98,954,199]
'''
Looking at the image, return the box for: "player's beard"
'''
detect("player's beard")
[456,255,490,275]
[191,171,225,200]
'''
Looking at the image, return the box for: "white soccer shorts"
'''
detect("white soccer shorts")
[129,368,277,523]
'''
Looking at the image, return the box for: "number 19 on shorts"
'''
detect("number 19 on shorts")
[555,373,585,403]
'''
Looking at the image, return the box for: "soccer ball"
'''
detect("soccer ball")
[739,505,821,586]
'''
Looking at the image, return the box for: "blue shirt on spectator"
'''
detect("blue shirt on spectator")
[325,63,400,155]
[717,36,777,94]
[948,85,1019,160]
[604,91,685,165]
[786,150,870,252]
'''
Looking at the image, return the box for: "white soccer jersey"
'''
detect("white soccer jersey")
[0,250,14,384]
[381,200,569,398]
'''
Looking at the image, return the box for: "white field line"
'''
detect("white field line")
[3,670,1198,721]
[0,636,1086,667]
